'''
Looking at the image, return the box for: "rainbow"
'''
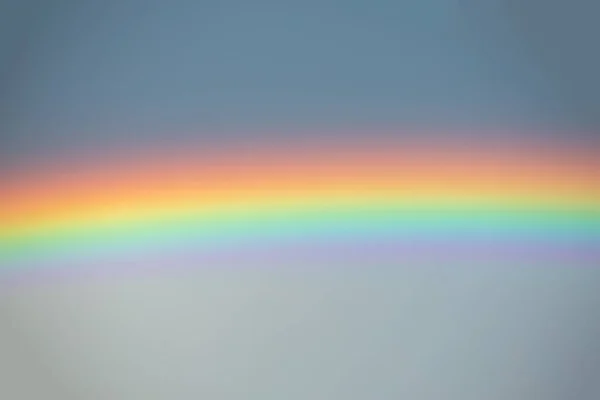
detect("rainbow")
[1,135,599,274]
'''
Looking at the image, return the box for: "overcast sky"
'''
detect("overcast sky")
[1,1,599,399]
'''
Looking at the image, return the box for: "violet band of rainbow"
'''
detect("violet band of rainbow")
[1,135,599,269]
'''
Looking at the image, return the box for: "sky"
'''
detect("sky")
[1,0,597,162]
[0,1,599,399]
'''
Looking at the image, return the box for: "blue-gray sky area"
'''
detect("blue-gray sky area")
[1,0,598,162]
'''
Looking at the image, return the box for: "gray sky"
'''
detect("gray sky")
[2,0,597,161]
[1,1,599,399]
